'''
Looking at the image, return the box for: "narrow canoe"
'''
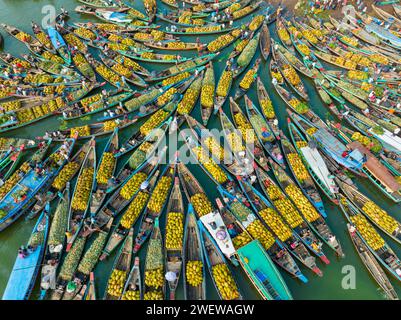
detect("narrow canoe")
[121,257,142,300]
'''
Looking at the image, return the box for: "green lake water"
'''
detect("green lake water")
[0,0,400,300]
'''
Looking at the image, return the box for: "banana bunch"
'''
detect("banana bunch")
[103,120,119,132]
[246,219,275,250]
[70,125,91,138]
[362,201,399,234]
[134,32,153,41]
[239,68,257,90]
[289,98,309,114]
[71,167,94,211]
[232,232,252,249]
[96,152,115,185]
[120,191,149,229]
[163,55,175,61]
[120,172,148,200]
[16,108,35,123]
[191,193,213,217]
[162,72,190,86]
[167,41,189,49]
[204,136,225,161]
[285,184,320,223]
[370,54,389,65]
[178,12,192,24]
[350,214,385,250]
[177,76,202,115]
[232,6,253,19]
[107,269,127,298]
[212,264,239,300]
[144,290,163,300]
[151,30,165,41]
[145,267,164,288]
[287,153,309,182]
[249,15,264,31]
[120,55,142,71]
[109,43,130,51]
[52,161,80,190]
[140,109,169,135]
[122,290,140,300]
[147,176,173,212]
[186,260,203,286]
[260,208,293,242]
[165,212,184,249]
[260,98,275,119]
[185,26,221,33]
[273,198,304,229]
[74,27,96,40]
[216,70,232,97]
[96,23,120,32]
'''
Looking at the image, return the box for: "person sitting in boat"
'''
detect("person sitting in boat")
[18,247,27,259]
[341,150,349,158]
[27,245,34,254]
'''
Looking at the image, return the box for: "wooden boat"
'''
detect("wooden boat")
[276,17,293,51]
[156,12,209,27]
[47,27,71,65]
[161,0,179,8]
[121,257,142,300]
[339,195,401,283]
[100,168,160,260]
[0,146,25,181]
[99,53,148,87]
[372,4,401,28]
[0,138,75,231]
[69,51,96,82]
[91,149,165,235]
[199,62,214,126]
[199,221,243,300]
[242,95,285,168]
[144,39,201,51]
[101,49,150,77]
[143,217,165,300]
[104,228,133,300]
[31,22,55,52]
[90,129,119,216]
[183,204,206,300]
[313,78,343,118]
[133,163,176,254]
[77,0,126,10]
[256,77,280,138]
[272,39,314,78]
[39,186,70,299]
[164,25,235,35]
[1,24,42,48]
[213,57,234,114]
[259,21,270,60]
[65,140,96,251]
[2,208,50,300]
[90,58,131,89]
[231,180,312,280]
[347,224,398,300]
[237,240,293,300]
[119,50,193,64]
[144,54,215,82]
[338,180,401,244]
[227,98,270,171]
[22,55,81,80]
[255,165,330,264]
[233,58,261,100]
[268,158,343,257]
[164,177,184,300]
[84,272,97,300]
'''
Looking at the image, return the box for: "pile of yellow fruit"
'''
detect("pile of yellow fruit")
[96,23,119,32]
[246,219,275,250]
[271,70,283,83]
[289,98,309,114]
[74,27,96,40]
[120,192,149,229]
[103,120,119,132]
[239,68,257,90]
[216,70,232,97]
[235,38,249,52]
[162,72,190,86]
[201,67,215,108]
[96,64,121,84]
[278,28,290,42]
[35,32,52,48]
[283,65,300,86]
[145,267,164,288]
[111,63,132,79]
[212,264,239,300]
[1,100,21,112]
[71,168,94,211]
[226,132,245,152]
[52,161,80,190]
[301,30,318,44]
[361,201,399,235]
[141,52,157,60]
[348,70,369,80]
[297,43,310,56]
[120,172,148,200]
[260,98,275,119]
[370,53,389,65]
[144,291,163,300]
[147,176,173,212]
[0,162,30,199]
[128,8,146,20]
[96,152,115,185]
[273,197,304,229]
[350,214,385,250]
[249,15,264,31]
[15,31,32,43]
[207,30,240,52]
[296,141,308,149]
[165,212,184,250]
[233,6,253,19]
[204,136,225,161]
[166,41,187,49]
[186,260,203,286]
[287,153,309,182]
[24,74,54,84]
[285,184,319,223]
[42,51,64,64]
[64,33,86,52]
[107,269,127,298]
[233,112,255,144]
[225,3,241,13]
[344,52,371,67]
[185,26,221,33]
[177,76,202,115]
[191,193,213,217]
[341,36,359,47]
[232,231,252,249]
[122,290,140,300]
[259,208,293,242]
[140,109,169,135]
[70,125,90,138]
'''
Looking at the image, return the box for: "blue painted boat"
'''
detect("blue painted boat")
[237,240,293,300]
[47,27,71,65]
[0,138,76,231]
[2,206,50,300]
